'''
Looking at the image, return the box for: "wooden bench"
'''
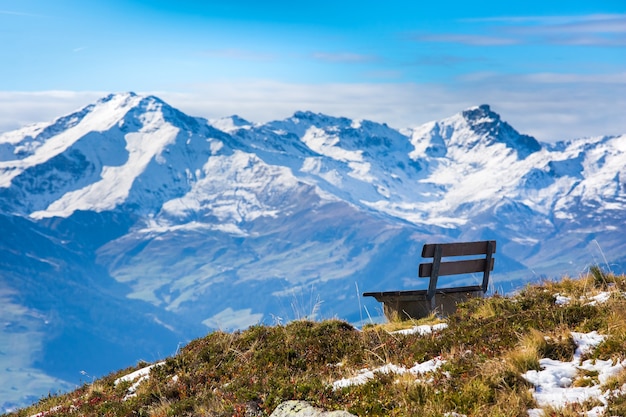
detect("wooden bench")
[363,240,496,320]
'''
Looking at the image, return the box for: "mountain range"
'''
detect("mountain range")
[1,92,624,410]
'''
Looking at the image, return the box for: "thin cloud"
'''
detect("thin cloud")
[2,75,625,143]
[540,34,626,47]
[413,34,518,46]
[505,14,626,46]
[411,55,487,67]
[546,15,626,33]
[522,72,626,84]
[361,69,404,79]
[146,77,626,141]
[0,91,105,133]
[457,71,626,85]
[312,52,378,63]
[461,13,626,25]
[414,14,626,47]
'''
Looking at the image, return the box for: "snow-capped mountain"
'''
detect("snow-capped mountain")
[1,92,625,410]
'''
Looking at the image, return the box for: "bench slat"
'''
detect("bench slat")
[421,240,496,258]
[363,285,484,298]
[419,258,495,278]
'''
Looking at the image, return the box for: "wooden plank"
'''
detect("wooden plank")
[363,285,483,299]
[481,240,495,292]
[421,240,496,258]
[427,244,443,304]
[418,258,495,277]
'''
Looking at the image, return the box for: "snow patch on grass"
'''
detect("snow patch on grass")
[332,356,445,389]
[523,331,626,415]
[114,361,165,400]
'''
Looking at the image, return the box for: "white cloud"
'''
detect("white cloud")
[312,52,378,63]
[0,91,105,133]
[413,34,518,46]
[158,77,626,142]
[522,72,626,84]
[422,14,626,47]
[202,307,262,330]
[1,74,625,143]
[462,13,626,25]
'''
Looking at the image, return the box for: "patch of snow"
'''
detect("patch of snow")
[209,139,223,153]
[29,405,65,417]
[523,331,625,414]
[114,361,165,400]
[554,294,572,306]
[332,364,406,389]
[571,331,606,358]
[210,116,252,133]
[332,357,445,390]
[1,93,142,188]
[510,237,540,245]
[140,220,248,237]
[114,362,165,386]
[30,110,180,218]
[301,126,374,182]
[301,157,343,186]
[409,357,446,376]
[586,292,612,306]
[157,150,301,225]
[553,292,613,307]
[392,323,448,336]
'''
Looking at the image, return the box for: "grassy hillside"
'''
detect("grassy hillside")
[6,268,626,417]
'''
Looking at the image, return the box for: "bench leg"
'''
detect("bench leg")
[427,245,443,311]
[481,241,494,292]
[382,299,435,321]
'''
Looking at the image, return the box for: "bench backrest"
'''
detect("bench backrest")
[418,240,496,303]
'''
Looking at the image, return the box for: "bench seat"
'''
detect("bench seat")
[364,286,484,320]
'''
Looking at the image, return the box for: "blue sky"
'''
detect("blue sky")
[1,0,625,141]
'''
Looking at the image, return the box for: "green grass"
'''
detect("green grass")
[5,270,626,417]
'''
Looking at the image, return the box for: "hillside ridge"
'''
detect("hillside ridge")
[7,270,626,417]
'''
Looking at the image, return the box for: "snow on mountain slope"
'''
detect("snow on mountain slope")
[399,105,626,230]
[156,151,310,229]
[1,93,624,281]
[549,134,626,222]
[349,104,545,226]
[0,94,141,187]
[0,93,232,218]
[228,111,440,227]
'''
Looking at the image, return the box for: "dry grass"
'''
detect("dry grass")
[6,270,626,417]
[370,311,443,333]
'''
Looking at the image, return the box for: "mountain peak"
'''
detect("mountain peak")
[460,104,542,159]
[210,115,253,133]
[461,104,502,130]
[290,111,352,127]
[98,91,138,101]
[462,104,496,122]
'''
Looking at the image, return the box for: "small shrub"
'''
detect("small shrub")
[540,331,577,362]
[590,265,610,288]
